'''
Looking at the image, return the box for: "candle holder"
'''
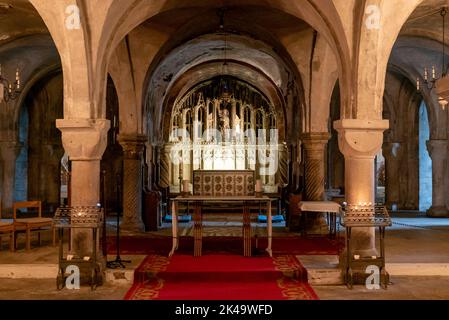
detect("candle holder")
[255,179,263,197]
[181,180,191,197]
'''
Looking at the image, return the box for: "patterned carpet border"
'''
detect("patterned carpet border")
[124,254,319,301]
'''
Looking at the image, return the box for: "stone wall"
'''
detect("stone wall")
[25,72,64,213]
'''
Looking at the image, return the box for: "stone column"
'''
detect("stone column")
[119,134,147,232]
[334,119,389,257]
[405,141,419,210]
[301,132,331,231]
[383,142,402,210]
[0,141,22,214]
[426,139,448,217]
[57,119,110,257]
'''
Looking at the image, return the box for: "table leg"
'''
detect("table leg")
[169,201,178,257]
[266,200,272,257]
[193,202,202,257]
[243,203,251,257]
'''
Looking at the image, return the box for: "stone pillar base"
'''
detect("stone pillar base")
[307,219,330,235]
[427,206,449,217]
[120,221,145,233]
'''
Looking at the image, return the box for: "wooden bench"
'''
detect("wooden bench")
[14,201,55,251]
[0,204,14,252]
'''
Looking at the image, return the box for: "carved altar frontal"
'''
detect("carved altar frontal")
[193,170,255,197]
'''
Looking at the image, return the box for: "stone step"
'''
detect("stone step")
[0,255,145,286]
[297,255,344,285]
[298,255,449,286]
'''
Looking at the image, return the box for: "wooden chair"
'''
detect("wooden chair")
[0,203,15,252]
[13,201,55,251]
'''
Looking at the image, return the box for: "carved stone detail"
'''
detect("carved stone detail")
[119,135,147,232]
[56,119,110,161]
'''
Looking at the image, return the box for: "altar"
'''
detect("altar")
[169,170,273,257]
[169,196,272,257]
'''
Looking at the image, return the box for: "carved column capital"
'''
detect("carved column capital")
[118,134,147,160]
[334,119,389,159]
[56,118,110,161]
[301,132,331,149]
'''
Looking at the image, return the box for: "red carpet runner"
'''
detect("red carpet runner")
[124,254,319,300]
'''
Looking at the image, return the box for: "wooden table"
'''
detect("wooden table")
[298,201,341,238]
[170,196,272,257]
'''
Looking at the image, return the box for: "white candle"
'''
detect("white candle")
[432,66,436,80]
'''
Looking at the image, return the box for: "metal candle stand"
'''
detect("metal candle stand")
[340,204,392,289]
[107,173,131,269]
[54,206,104,290]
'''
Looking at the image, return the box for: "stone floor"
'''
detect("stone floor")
[314,276,449,300]
[0,279,129,300]
[1,212,449,300]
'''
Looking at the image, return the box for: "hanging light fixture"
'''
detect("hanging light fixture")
[0,65,21,103]
[417,8,447,91]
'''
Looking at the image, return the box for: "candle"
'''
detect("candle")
[417,78,420,91]
[182,180,189,193]
[16,68,19,81]
[424,68,428,81]
[432,66,436,80]
[255,179,263,193]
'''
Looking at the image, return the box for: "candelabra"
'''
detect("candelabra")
[0,65,21,103]
[417,8,448,92]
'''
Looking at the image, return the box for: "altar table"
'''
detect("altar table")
[170,196,272,257]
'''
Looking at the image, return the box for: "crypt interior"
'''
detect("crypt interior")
[2,0,449,300]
